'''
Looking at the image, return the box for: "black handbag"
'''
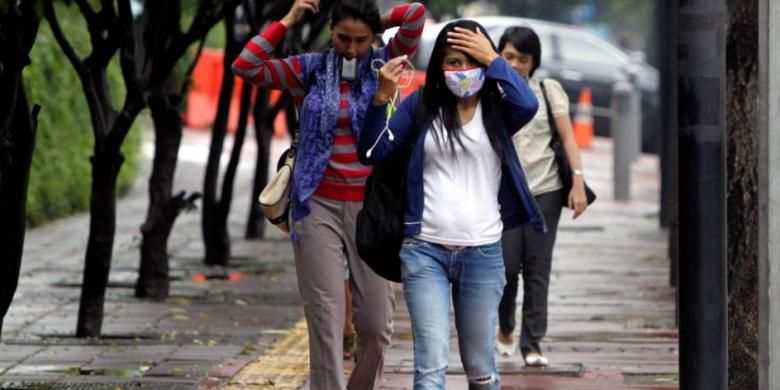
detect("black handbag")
[356,89,425,282]
[355,145,410,282]
[539,80,596,206]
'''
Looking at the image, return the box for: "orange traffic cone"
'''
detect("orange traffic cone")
[572,87,594,149]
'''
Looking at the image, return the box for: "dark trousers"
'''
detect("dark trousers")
[498,190,563,356]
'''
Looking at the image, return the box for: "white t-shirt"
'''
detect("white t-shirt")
[417,102,503,246]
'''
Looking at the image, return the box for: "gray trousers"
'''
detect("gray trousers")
[291,196,396,389]
[498,190,563,356]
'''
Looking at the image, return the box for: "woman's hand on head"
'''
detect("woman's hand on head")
[446,27,499,66]
[374,55,408,105]
[281,0,320,28]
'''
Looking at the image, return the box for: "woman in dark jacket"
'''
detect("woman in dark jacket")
[359,19,542,390]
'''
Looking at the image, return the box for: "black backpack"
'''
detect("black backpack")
[356,89,426,282]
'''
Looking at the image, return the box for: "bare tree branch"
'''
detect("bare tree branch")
[303,11,330,48]
[143,1,182,86]
[178,35,206,97]
[19,0,43,53]
[267,0,292,23]
[100,0,115,23]
[107,0,144,150]
[91,11,119,68]
[153,0,242,88]
[117,0,141,99]
[44,0,86,75]
[0,79,21,149]
[73,0,120,69]
[182,0,243,48]
[72,0,98,27]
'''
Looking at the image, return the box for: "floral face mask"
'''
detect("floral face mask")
[443,67,486,98]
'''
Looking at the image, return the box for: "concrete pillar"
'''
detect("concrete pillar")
[627,69,643,162]
[758,0,780,388]
[611,81,634,201]
[656,0,678,290]
[677,0,728,389]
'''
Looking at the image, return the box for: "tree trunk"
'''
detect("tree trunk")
[726,0,759,387]
[0,1,42,340]
[204,78,252,264]
[43,0,145,338]
[134,0,235,298]
[218,76,253,231]
[202,69,234,266]
[245,89,270,239]
[0,84,39,340]
[76,147,124,337]
[202,15,239,266]
[135,92,184,300]
[73,69,143,337]
[677,1,728,387]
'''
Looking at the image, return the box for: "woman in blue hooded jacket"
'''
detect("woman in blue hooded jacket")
[359,19,543,390]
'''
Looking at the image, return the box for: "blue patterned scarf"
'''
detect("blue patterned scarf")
[291,47,386,222]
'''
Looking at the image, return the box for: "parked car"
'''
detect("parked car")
[384,16,661,153]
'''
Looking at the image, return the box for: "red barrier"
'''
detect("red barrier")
[186,48,243,132]
[186,48,423,138]
[399,71,426,98]
[186,48,288,138]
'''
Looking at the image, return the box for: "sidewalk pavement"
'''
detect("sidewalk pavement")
[0,128,677,390]
[0,128,299,389]
[219,137,678,389]
[376,138,678,389]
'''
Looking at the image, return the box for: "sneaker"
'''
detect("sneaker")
[495,331,517,357]
[523,352,549,367]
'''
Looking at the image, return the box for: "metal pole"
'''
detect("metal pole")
[758,0,780,387]
[627,68,643,162]
[677,0,728,388]
[611,80,633,201]
[657,0,679,294]
[659,0,677,230]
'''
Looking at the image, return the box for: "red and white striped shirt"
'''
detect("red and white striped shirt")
[233,3,426,202]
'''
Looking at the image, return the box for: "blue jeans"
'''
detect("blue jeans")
[400,238,506,390]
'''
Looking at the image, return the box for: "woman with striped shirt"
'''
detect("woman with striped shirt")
[232,0,425,388]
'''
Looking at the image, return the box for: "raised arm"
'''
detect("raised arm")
[232,0,320,95]
[359,55,419,165]
[359,92,419,165]
[381,2,426,59]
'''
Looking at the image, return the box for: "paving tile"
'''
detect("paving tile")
[204,357,253,380]
[167,346,242,362]
[144,360,213,378]
[0,376,62,388]
[0,361,14,375]
[6,134,678,389]
[0,345,43,362]
[22,346,101,365]
[96,345,177,361]
[4,363,77,376]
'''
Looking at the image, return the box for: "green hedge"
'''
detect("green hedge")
[23,6,142,226]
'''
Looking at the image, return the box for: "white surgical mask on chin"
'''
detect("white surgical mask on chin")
[444,67,486,98]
